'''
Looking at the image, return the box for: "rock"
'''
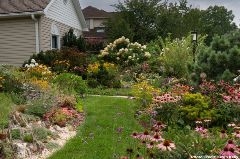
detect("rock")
[36,142,42,154]
[12,143,27,159]
[42,140,48,143]
[7,129,11,141]
[53,125,62,133]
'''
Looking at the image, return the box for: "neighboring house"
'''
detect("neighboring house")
[0,0,88,67]
[82,6,114,39]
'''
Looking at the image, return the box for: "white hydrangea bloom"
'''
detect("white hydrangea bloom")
[31,59,36,63]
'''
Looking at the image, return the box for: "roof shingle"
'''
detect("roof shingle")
[82,6,114,18]
[0,0,51,14]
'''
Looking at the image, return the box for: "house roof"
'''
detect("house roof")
[83,27,108,39]
[0,0,51,14]
[82,6,114,18]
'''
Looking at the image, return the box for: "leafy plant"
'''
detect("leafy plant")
[33,127,58,140]
[10,129,20,140]
[20,120,26,127]
[45,142,59,150]
[179,93,218,126]
[53,73,87,96]
[23,134,33,143]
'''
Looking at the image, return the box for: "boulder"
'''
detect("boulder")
[12,143,27,158]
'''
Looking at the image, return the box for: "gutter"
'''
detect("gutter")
[0,11,44,18]
[31,14,39,54]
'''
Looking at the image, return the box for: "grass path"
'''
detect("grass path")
[47,96,145,159]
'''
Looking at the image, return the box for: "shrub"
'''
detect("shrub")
[86,61,121,88]
[187,29,240,85]
[0,119,9,129]
[159,33,206,78]
[45,142,59,149]
[10,129,20,140]
[33,127,58,140]
[20,120,26,127]
[98,36,151,67]
[58,94,76,109]
[86,38,105,53]
[23,134,33,143]
[63,28,86,52]
[53,73,87,96]
[15,105,25,113]
[179,93,218,126]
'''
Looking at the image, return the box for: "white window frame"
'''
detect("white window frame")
[50,23,60,50]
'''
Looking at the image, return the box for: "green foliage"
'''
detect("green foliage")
[86,61,121,88]
[62,28,86,52]
[53,73,87,96]
[20,120,26,127]
[22,50,55,68]
[0,119,9,129]
[10,129,20,140]
[23,134,33,143]
[0,93,15,121]
[179,93,218,126]
[159,33,207,78]
[202,5,238,46]
[45,142,59,150]
[33,127,58,140]
[187,29,240,84]
[105,0,161,44]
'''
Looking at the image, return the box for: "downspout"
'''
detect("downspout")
[31,14,39,54]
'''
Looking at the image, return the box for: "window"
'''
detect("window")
[97,28,105,33]
[51,23,60,50]
[52,36,57,49]
[86,20,89,28]
[73,30,78,38]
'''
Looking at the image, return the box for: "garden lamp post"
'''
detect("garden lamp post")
[191,29,197,62]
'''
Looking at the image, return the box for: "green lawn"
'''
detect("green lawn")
[47,96,145,159]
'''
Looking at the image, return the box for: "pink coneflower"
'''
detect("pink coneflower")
[232,130,240,138]
[120,157,127,159]
[204,118,211,122]
[220,129,228,138]
[195,119,202,124]
[151,128,163,135]
[139,130,151,140]
[157,140,176,151]
[201,132,206,137]
[234,124,240,129]
[226,140,237,149]
[139,140,147,145]
[195,126,202,132]
[228,122,236,127]
[219,147,237,158]
[147,141,155,148]
[153,121,167,129]
[131,131,139,139]
[151,134,165,142]
[234,118,238,122]
[201,127,208,133]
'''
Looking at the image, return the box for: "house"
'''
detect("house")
[82,6,114,39]
[0,0,89,67]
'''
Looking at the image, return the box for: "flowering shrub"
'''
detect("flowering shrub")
[87,61,117,73]
[43,108,79,123]
[85,38,105,53]
[52,60,71,74]
[98,36,151,66]
[159,33,206,78]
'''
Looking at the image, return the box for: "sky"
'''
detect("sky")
[79,0,240,28]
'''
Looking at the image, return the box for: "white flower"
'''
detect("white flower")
[125,48,128,53]
[233,77,239,82]
[39,65,42,68]
[35,63,38,66]
[48,71,51,73]
[128,56,132,59]
[31,59,36,63]
[137,58,139,60]
[133,53,135,58]
[30,64,35,68]
[25,64,29,68]
[42,72,46,75]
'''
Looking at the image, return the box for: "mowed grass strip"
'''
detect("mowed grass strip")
[47,96,144,159]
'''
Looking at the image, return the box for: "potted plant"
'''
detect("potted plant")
[36,118,40,122]
[0,125,6,140]
[45,124,50,129]
[54,110,68,127]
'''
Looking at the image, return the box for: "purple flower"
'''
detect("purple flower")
[118,137,121,140]
[107,127,109,129]
[135,114,138,116]
[138,111,142,115]
[90,137,93,140]
[122,112,125,115]
[140,106,142,108]
[125,85,129,88]
[234,118,238,122]
[84,141,87,144]
[85,137,87,139]
[116,92,120,95]
[89,133,94,136]
[132,97,137,99]
[116,107,120,109]
[117,113,121,115]
[97,126,99,128]
[153,111,158,115]
[152,92,157,96]
[143,99,146,103]
[44,106,46,108]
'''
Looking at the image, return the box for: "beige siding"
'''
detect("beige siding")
[0,17,36,67]
[93,19,105,28]
[40,16,82,52]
